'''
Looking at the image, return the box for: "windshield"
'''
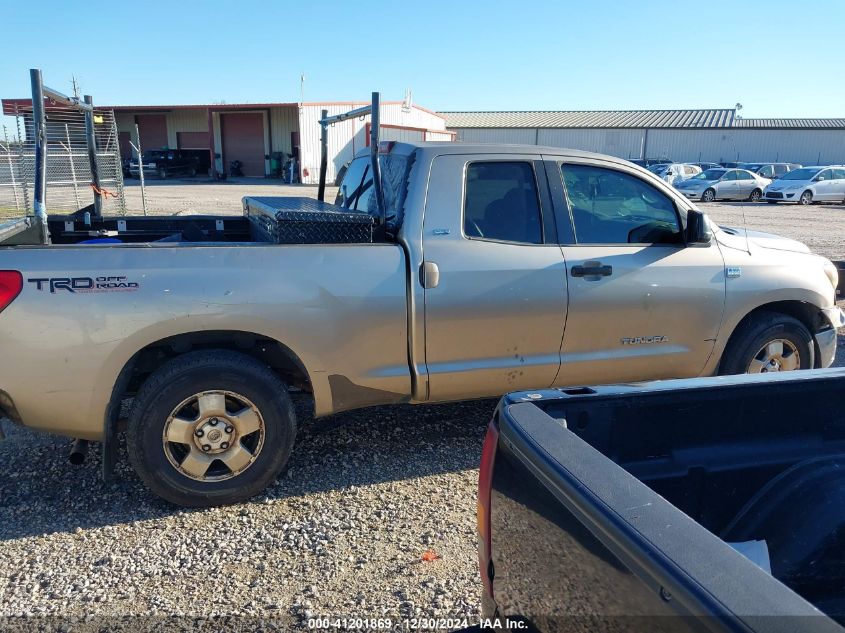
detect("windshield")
[693,169,726,180]
[743,163,764,171]
[142,150,166,161]
[647,164,667,174]
[780,167,820,181]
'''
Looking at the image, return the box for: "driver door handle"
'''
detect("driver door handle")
[571,264,613,278]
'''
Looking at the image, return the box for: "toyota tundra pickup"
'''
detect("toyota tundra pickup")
[0,140,841,506]
[479,369,845,632]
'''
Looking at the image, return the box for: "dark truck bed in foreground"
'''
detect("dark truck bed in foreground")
[479,369,845,632]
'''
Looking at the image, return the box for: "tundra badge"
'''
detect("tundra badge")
[621,336,669,345]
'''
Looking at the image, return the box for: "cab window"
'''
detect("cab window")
[817,169,833,181]
[463,162,543,244]
[561,164,683,245]
[758,165,774,178]
[723,170,739,181]
[336,157,375,213]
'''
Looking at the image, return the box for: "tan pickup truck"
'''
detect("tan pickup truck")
[0,141,841,506]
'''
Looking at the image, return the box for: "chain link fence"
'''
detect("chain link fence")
[0,102,125,220]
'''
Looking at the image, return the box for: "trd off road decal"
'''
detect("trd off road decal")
[27,276,140,294]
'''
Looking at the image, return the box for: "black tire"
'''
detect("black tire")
[702,188,716,202]
[127,350,297,507]
[719,311,814,376]
[749,188,762,202]
[766,200,778,204]
[799,190,813,205]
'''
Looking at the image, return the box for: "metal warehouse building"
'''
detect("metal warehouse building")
[441,109,845,165]
[110,100,452,183]
[2,97,452,185]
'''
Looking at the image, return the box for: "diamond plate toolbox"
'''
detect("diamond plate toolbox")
[243,197,374,244]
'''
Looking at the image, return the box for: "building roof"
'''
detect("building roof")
[733,118,845,129]
[441,109,845,130]
[440,109,736,129]
[2,99,446,120]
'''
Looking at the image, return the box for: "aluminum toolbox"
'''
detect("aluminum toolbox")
[243,197,374,244]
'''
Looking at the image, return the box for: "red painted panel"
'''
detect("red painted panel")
[221,113,265,177]
[177,131,209,149]
[136,114,168,150]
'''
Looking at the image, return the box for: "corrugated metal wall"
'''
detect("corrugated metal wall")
[425,130,456,142]
[166,109,208,148]
[298,103,449,184]
[270,106,299,155]
[451,127,845,164]
[645,129,845,165]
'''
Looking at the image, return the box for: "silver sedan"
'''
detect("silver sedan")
[674,168,772,202]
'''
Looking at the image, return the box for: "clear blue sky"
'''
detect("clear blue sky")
[2,0,844,127]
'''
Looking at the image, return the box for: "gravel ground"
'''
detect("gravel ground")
[1,179,843,629]
[0,397,493,629]
[122,178,337,217]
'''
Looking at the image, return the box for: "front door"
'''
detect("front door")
[422,154,568,401]
[815,169,836,201]
[550,159,727,386]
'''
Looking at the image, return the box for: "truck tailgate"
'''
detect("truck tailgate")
[490,395,841,632]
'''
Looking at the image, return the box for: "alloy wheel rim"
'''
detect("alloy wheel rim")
[162,390,265,482]
[747,339,800,374]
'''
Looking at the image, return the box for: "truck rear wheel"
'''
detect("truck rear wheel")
[719,312,813,376]
[126,350,296,507]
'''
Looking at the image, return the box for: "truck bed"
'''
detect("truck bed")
[1,198,375,246]
[486,369,845,631]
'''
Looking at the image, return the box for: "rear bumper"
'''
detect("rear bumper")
[816,307,844,368]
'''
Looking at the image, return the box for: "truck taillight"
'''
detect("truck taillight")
[478,418,499,598]
[0,271,22,314]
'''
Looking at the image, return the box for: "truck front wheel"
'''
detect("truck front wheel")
[719,312,814,376]
[126,350,296,507]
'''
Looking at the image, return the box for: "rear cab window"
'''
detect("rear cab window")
[463,162,544,244]
[335,152,414,235]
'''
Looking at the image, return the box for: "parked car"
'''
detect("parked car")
[646,162,702,185]
[690,161,721,171]
[674,167,772,202]
[763,165,845,205]
[479,369,845,630]
[129,149,200,179]
[0,141,840,506]
[741,162,802,180]
[629,158,673,168]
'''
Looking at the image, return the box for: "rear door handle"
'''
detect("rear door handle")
[571,264,613,278]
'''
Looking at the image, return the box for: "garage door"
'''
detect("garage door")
[221,113,265,177]
[177,131,208,150]
[136,114,168,150]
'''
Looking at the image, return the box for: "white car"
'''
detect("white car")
[647,163,702,185]
[674,168,771,202]
[763,166,845,205]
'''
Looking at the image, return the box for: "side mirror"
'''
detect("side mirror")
[686,209,711,244]
[816,177,826,182]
